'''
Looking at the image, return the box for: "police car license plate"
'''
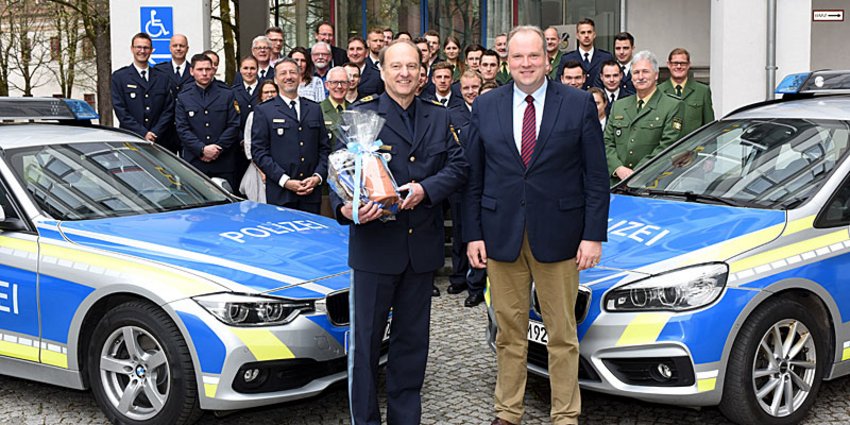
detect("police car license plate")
[344,317,391,354]
[527,320,548,345]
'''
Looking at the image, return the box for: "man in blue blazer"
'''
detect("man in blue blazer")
[152,34,194,154]
[175,54,241,190]
[252,58,330,213]
[331,40,468,425]
[111,33,174,151]
[556,18,614,90]
[464,26,609,425]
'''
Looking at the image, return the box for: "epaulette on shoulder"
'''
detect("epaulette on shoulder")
[429,99,443,107]
[351,95,376,108]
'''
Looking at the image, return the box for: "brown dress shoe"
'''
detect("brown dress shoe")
[490,418,517,425]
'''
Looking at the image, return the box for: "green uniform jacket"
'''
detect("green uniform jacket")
[547,50,564,80]
[605,90,684,184]
[320,98,349,148]
[496,62,512,85]
[658,78,715,136]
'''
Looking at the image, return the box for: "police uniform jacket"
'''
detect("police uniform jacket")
[153,61,194,94]
[111,65,174,140]
[233,65,275,87]
[658,78,715,136]
[604,87,635,117]
[605,90,684,183]
[330,94,469,275]
[319,98,348,148]
[233,82,260,135]
[358,58,385,98]
[557,48,614,90]
[175,83,241,174]
[421,91,465,110]
[547,50,565,80]
[448,103,471,140]
[251,96,331,206]
[496,62,512,85]
[462,82,609,263]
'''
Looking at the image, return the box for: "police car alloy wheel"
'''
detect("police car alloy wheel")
[88,301,202,425]
[719,298,825,425]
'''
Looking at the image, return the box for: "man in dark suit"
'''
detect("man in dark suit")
[332,40,468,425]
[111,33,175,151]
[152,34,193,154]
[348,35,384,98]
[315,21,348,67]
[613,32,636,93]
[464,26,609,425]
[421,62,464,109]
[175,54,241,190]
[233,36,275,86]
[600,59,635,116]
[556,18,614,90]
[252,58,330,214]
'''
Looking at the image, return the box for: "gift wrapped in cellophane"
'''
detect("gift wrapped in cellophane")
[328,110,401,222]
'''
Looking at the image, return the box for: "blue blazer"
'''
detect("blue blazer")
[175,83,241,174]
[448,103,471,141]
[232,82,260,135]
[604,86,635,117]
[358,57,384,98]
[110,65,174,141]
[462,82,609,262]
[556,48,615,90]
[251,96,331,206]
[330,94,468,274]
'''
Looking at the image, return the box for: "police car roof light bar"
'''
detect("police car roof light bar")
[0,98,99,122]
[776,70,850,95]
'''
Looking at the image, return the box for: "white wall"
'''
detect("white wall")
[710,0,811,117]
[626,0,711,67]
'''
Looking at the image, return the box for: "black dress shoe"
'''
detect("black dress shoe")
[446,283,466,294]
[464,291,485,307]
[432,284,440,297]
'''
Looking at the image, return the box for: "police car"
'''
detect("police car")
[486,70,850,424]
[0,98,372,424]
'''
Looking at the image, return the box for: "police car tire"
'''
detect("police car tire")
[87,301,202,425]
[718,297,825,425]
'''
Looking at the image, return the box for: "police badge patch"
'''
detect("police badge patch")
[672,117,683,131]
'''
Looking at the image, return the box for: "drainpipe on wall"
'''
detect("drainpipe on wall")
[620,0,627,32]
[766,0,777,100]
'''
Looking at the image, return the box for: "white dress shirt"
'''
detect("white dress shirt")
[512,80,547,153]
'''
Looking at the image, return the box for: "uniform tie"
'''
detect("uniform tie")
[610,93,616,104]
[637,99,645,111]
[583,52,590,66]
[439,98,447,105]
[175,65,181,77]
[337,104,343,113]
[247,85,252,96]
[260,69,267,79]
[140,69,147,81]
[289,100,298,120]
[520,95,536,167]
[675,84,683,97]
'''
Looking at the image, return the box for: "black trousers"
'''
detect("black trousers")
[348,266,434,425]
[447,194,486,294]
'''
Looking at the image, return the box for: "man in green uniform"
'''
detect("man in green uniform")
[494,33,513,85]
[658,47,715,136]
[605,50,684,185]
[545,26,565,80]
[319,66,350,146]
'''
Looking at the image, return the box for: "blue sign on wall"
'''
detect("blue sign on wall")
[140,7,173,65]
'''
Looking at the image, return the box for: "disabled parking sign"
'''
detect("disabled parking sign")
[140,6,173,65]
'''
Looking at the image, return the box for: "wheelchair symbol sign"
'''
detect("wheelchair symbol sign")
[141,7,173,39]
[140,7,173,65]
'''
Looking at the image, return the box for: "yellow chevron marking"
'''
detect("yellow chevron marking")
[615,313,671,346]
[730,230,848,273]
[230,328,295,361]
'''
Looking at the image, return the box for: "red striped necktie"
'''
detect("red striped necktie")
[520,95,536,167]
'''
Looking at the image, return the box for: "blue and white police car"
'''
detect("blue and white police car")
[0,98,370,424]
[486,70,850,424]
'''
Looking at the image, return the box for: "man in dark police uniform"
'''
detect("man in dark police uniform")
[331,40,468,425]
[175,54,241,190]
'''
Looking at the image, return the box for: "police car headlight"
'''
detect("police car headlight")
[194,293,313,326]
[604,263,728,312]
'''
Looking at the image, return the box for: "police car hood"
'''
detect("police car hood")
[55,202,351,299]
[583,194,786,288]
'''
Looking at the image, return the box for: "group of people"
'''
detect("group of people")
[110,19,717,425]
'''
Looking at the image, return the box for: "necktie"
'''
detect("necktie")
[247,86,252,96]
[290,100,298,120]
[439,98,447,105]
[637,99,645,111]
[260,69,266,79]
[336,104,343,113]
[676,84,683,97]
[140,70,147,81]
[610,93,616,104]
[583,52,590,65]
[400,108,414,141]
[520,95,536,167]
[175,65,180,77]
[501,63,507,74]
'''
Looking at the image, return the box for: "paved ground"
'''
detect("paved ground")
[3,276,850,424]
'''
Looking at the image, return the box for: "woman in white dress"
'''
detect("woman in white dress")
[239,79,280,203]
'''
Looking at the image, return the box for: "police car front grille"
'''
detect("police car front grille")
[531,284,591,324]
[326,290,349,325]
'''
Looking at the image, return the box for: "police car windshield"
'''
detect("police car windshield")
[5,142,232,220]
[625,119,850,209]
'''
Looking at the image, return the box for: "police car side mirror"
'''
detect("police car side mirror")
[210,177,234,194]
